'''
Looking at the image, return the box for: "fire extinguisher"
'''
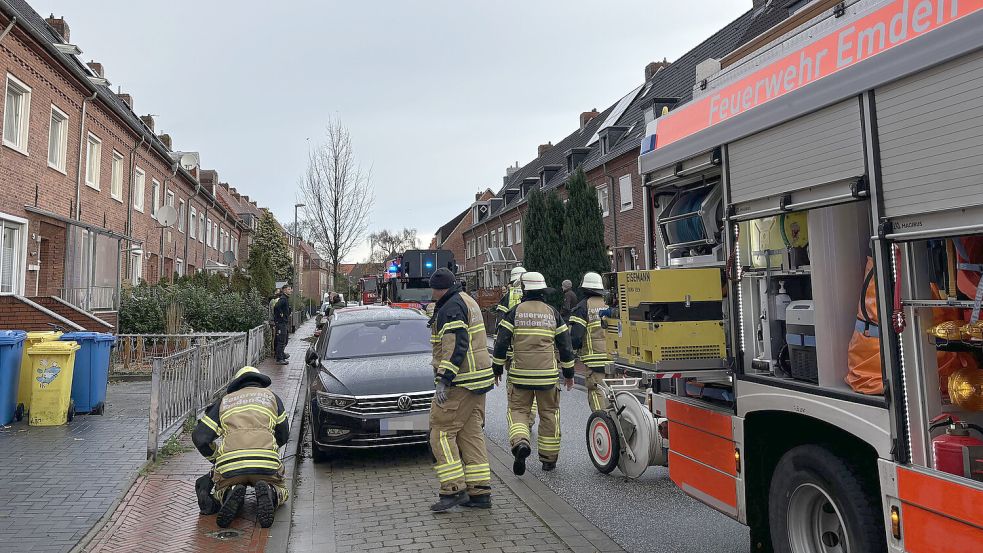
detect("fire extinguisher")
[930,414,983,478]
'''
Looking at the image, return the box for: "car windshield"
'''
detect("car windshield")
[324,319,430,359]
[396,287,432,302]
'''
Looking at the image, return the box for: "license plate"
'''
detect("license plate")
[380,412,429,433]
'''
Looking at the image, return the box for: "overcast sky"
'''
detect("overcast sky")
[35,0,750,262]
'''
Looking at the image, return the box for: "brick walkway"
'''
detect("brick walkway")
[0,380,150,553]
[84,321,312,553]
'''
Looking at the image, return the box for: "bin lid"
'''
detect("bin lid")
[28,340,81,354]
[26,331,63,341]
[0,330,27,345]
[60,332,115,343]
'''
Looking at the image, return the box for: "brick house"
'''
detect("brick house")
[430,188,493,270]
[0,4,248,328]
[298,239,329,305]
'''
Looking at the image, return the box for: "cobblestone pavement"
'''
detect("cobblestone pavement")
[84,321,312,553]
[0,380,150,553]
[483,384,751,553]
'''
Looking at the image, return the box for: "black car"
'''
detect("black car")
[305,305,435,462]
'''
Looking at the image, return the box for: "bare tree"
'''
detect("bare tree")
[301,119,374,288]
[367,228,419,263]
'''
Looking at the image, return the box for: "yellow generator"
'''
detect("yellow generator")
[604,268,726,370]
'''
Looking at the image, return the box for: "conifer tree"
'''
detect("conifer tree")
[562,168,609,292]
[249,211,294,285]
[522,187,566,306]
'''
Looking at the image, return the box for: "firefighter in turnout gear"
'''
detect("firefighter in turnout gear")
[427,267,496,512]
[570,272,613,411]
[492,272,576,474]
[192,367,289,529]
[496,266,526,322]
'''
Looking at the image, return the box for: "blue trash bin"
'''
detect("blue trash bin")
[60,332,115,415]
[0,330,27,425]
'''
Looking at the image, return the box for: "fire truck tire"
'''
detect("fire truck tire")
[768,445,885,553]
[586,411,620,474]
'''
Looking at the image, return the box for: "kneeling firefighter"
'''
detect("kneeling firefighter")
[192,366,289,528]
[428,267,496,512]
[570,272,613,411]
[492,272,575,474]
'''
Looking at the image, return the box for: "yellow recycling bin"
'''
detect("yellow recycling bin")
[17,331,62,415]
[27,340,79,426]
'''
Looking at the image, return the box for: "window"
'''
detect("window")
[130,250,143,285]
[3,74,31,153]
[0,216,26,294]
[206,219,213,247]
[199,214,205,243]
[619,174,633,211]
[177,199,186,232]
[47,106,69,172]
[151,180,160,218]
[110,151,124,201]
[231,237,238,259]
[84,133,102,189]
[506,224,513,246]
[175,258,184,277]
[189,206,197,239]
[133,168,145,212]
[515,219,522,244]
[498,227,504,248]
[212,224,218,250]
[597,185,610,217]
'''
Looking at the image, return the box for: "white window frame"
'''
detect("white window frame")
[597,185,610,217]
[618,174,633,211]
[130,250,143,285]
[133,168,146,212]
[206,219,213,248]
[151,179,160,218]
[3,74,32,154]
[47,105,69,173]
[199,214,205,243]
[189,206,197,239]
[84,133,102,190]
[177,199,186,232]
[110,150,124,202]
[506,224,513,246]
[0,212,28,295]
[175,258,184,277]
[165,189,175,208]
[515,219,522,244]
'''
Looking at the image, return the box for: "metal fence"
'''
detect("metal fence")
[247,324,269,366]
[112,333,237,376]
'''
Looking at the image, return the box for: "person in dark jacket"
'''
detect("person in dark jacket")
[192,367,289,528]
[561,279,577,322]
[273,284,292,364]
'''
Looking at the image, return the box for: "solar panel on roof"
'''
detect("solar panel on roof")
[588,84,644,145]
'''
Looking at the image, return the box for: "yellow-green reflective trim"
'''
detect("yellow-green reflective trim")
[216,448,279,463]
[499,320,515,332]
[569,316,588,327]
[217,459,280,473]
[200,415,221,434]
[555,324,569,335]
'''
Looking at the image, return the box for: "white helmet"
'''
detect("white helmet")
[581,272,604,291]
[510,266,526,284]
[521,271,547,291]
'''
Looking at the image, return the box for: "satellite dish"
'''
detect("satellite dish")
[179,153,197,171]
[157,205,178,228]
[222,250,236,264]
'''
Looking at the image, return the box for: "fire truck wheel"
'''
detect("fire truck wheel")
[586,411,620,474]
[768,444,885,553]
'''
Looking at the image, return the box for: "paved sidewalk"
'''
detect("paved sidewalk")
[0,380,150,553]
[84,321,313,553]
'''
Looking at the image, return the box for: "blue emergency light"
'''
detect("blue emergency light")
[425,261,434,269]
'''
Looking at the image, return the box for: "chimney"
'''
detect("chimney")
[140,115,155,132]
[86,61,104,78]
[537,142,553,158]
[117,93,133,110]
[645,58,670,81]
[250,201,258,207]
[753,0,769,6]
[158,133,172,150]
[580,109,599,129]
[505,161,521,178]
[45,15,70,43]
[242,195,250,203]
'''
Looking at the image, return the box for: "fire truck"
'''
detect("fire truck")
[588,2,983,552]
[381,249,457,310]
[358,274,380,305]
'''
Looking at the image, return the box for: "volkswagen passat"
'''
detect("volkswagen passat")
[305,305,434,462]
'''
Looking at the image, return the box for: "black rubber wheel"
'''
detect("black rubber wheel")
[586,410,620,474]
[312,444,332,464]
[94,402,105,416]
[14,403,24,422]
[768,444,885,553]
[67,400,75,423]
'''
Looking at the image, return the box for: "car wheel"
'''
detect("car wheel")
[312,444,332,464]
[769,444,885,553]
[586,410,620,474]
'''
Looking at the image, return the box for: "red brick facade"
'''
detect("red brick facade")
[586,147,645,272]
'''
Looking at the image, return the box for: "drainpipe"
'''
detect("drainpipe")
[602,161,619,271]
[74,91,98,220]
[184,184,200,273]
[124,134,147,278]
[159,163,179,282]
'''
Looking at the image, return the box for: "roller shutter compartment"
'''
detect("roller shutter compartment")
[728,99,865,205]
[877,50,983,219]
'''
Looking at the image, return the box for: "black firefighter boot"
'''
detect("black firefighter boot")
[216,485,247,528]
[430,490,469,512]
[512,443,531,476]
[255,481,279,528]
[541,460,557,472]
[195,474,220,515]
[464,490,492,509]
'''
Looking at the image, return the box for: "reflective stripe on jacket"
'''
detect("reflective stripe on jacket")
[492,299,575,389]
[432,289,494,393]
[570,295,611,371]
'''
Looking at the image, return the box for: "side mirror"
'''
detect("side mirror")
[305,348,319,367]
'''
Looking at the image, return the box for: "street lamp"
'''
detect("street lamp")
[294,203,305,295]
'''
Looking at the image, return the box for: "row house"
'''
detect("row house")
[299,239,329,304]
[455,0,792,293]
[0,4,249,329]
[430,188,493,270]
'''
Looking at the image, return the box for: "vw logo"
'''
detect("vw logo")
[396,395,413,412]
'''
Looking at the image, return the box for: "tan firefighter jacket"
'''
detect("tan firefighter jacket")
[570,293,612,372]
[492,297,575,389]
[430,285,494,393]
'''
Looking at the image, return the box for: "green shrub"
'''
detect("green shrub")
[118,277,268,334]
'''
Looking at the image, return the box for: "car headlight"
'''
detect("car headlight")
[316,391,356,411]
[324,427,350,437]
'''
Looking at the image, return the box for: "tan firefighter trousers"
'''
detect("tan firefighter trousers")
[212,467,289,504]
[429,386,491,496]
[507,385,561,463]
[585,370,608,412]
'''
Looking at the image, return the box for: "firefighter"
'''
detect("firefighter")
[570,272,613,411]
[427,267,496,511]
[272,284,292,365]
[495,266,526,322]
[492,272,575,474]
[192,367,289,529]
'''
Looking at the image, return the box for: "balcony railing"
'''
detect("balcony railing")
[59,286,118,311]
